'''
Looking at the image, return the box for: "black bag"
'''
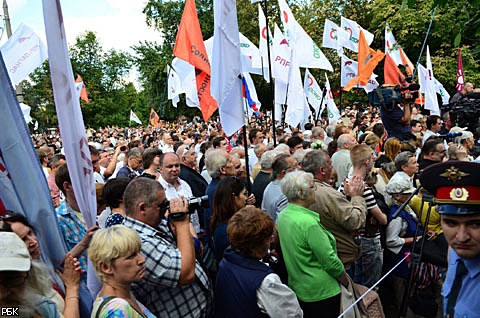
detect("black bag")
[413,233,448,268]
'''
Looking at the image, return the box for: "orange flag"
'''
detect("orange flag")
[173,0,217,121]
[399,48,414,77]
[384,53,407,86]
[149,108,160,128]
[344,31,385,91]
[75,75,89,103]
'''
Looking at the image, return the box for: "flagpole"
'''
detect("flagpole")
[262,0,277,147]
[3,0,24,103]
[241,76,252,193]
[315,86,327,123]
[412,7,436,82]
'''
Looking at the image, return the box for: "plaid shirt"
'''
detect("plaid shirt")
[55,201,87,272]
[123,217,213,318]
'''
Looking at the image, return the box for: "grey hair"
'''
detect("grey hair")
[254,143,268,156]
[260,150,280,170]
[312,127,325,139]
[271,153,293,180]
[382,162,397,176]
[337,134,351,149]
[454,131,473,145]
[205,149,228,178]
[326,125,336,137]
[274,143,290,154]
[293,148,310,165]
[123,177,163,216]
[127,147,143,159]
[302,149,329,175]
[394,151,415,171]
[281,170,314,201]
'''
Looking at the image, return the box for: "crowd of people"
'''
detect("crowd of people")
[1,92,480,318]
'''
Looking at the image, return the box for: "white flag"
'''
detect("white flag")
[434,78,450,105]
[385,23,414,74]
[340,55,378,93]
[19,102,33,124]
[272,24,291,84]
[42,0,96,228]
[171,58,200,108]
[340,17,374,52]
[129,110,142,125]
[167,65,182,107]
[272,24,290,109]
[423,46,440,115]
[285,57,309,127]
[303,68,324,115]
[418,64,450,106]
[0,24,48,86]
[278,0,332,71]
[211,0,244,137]
[325,74,340,124]
[258,4,273,60]
[322,19,347,56]
[34,120,38,131]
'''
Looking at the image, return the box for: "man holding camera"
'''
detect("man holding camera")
[123,177,213,318]
[379,91,414,141]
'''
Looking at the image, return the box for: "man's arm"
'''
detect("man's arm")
[398,93,413,124]
[169,197,196,285]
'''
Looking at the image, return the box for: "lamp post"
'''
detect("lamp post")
[3,0,24,102]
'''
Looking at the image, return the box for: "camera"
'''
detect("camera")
[368,84,420,110]
[162,195,210,222]
[120,146,127,151]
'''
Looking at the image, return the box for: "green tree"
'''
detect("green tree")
[22,31,138,129]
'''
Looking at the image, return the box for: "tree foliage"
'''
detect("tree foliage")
[23,31,139,129]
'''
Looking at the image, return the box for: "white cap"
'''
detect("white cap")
[0,232,31,271]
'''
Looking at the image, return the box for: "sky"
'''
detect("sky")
[0,0,163,87]
[1,0,162,50]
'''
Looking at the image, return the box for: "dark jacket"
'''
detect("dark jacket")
[215,248,272,318]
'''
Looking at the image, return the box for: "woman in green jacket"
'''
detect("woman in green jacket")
[277,170,349,318]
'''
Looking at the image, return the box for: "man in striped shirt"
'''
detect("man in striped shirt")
[339,144,387,288]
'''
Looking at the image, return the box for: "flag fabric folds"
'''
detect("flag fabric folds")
[149,108,161,127]
[303,68,325,115]
[340,17,374,52]
[75,75,89,103]
[0,23,48,86]
[344,31,384,91]
[173,0,218,122]
[385,23,414,77]
[42,0,97,311]
[167,64,182,108]
[325,74,340,124]
[418,64,450,105]
[420,46,440,115]
[456,48,464,93]
[211,0,245,137]
[258,4,273,69]
[0,51,66,273]
[277,0,332,71]
[322,19,347,56]
[384,53,407,86]
[340,55,379,93]
[241,73,261,117]
[130,110,142,125]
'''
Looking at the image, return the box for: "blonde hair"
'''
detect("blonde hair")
[350,144,373,168]
[88,225,141,282]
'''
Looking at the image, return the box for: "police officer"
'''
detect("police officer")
[420,161,480,317]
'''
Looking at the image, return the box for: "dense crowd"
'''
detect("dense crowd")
[1,94,480,318]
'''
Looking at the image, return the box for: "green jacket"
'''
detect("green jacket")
[278,203,344,302]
